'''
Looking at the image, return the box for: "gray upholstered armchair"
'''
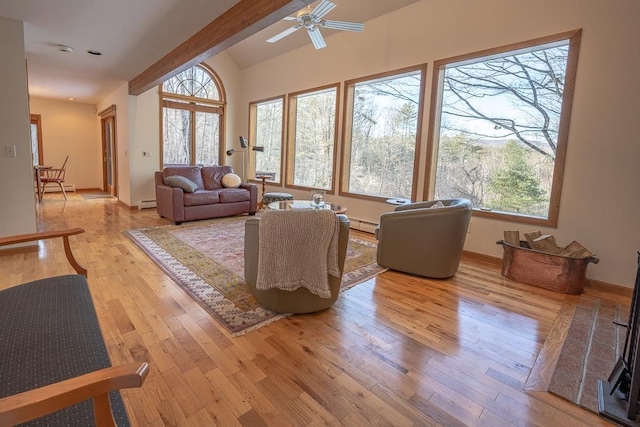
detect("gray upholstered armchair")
[244,212,350,313]
[375,198,472,278]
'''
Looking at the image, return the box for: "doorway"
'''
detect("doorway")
[99,105,118,196]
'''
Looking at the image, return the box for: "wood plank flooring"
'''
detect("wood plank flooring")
[0,193,629,426]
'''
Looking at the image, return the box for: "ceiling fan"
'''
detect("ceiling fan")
[266,0,364,50]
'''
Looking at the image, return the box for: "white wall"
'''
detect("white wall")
[29,97,101,190]
[204,52,243,173]
[97,83,132,206]
[0,17,36,237]
[129,88,159,205]
[234,0,640,287]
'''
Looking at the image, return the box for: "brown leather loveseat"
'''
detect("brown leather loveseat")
[155,165,258,224]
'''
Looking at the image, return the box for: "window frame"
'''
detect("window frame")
[159,63,226,168]
[30,114,44,166]
[339,64,427,202]
[424,29,582,227]
[285,83,340,194]
[248,95,286,186]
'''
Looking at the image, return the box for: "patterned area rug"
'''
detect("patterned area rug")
[125,216,386,336]
[548,295,629,412]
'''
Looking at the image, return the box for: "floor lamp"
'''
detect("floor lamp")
[227,137,263,181]
[225,148,245,181]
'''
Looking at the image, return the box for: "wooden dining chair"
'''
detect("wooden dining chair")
[40,155,69,200]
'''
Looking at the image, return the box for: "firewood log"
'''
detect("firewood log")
[503,231,520,246]
[524,231,543,249]
[531,235,561,254]
[559,241,595,258]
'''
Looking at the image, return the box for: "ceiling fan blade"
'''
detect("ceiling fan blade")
[311,0,336,19]
[282,16,297,21]
[307,28,327,49]
[267,25,302,43]
[320,20,364,32]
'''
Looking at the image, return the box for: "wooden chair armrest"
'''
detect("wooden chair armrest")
[0,362,149,427]
[0,228,87,276]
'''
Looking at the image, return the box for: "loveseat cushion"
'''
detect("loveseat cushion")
[219,188,250,203]
[162,166,204,190]
[202,166,233,190]
[183,190,220,207]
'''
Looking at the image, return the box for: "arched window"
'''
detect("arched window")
[160,64,225,167]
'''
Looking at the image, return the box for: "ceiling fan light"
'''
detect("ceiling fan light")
[296,5,311,18]
[269,0,362,50]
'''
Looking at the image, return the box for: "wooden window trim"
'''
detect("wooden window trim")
[159,63,226,168]
[285,83,340,194]
[248,95,286,186]
[339,64,427,203]
[424,29,582,227]
[162,100,223,114]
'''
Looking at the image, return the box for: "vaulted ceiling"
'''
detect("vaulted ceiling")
[0,0,419,104]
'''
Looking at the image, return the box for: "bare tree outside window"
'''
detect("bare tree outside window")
[161,64,225,167]
[344,67,423,200]
[429,30,581,225]
[163,107,191,165]
[195,112,220,166]
[251,97,283,182]
[289,87,338,190]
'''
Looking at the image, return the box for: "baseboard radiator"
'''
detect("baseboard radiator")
[41,183,76,193]
[138,200,157,210]
[349,218,378,234]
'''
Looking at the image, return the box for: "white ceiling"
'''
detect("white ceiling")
[0,0,419,104]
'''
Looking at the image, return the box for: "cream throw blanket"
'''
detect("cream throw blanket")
[256,209,340,298]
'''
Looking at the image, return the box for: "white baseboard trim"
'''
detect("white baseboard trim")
[138,200,157,210]
[349,218,378,234]
[41,183,76,193]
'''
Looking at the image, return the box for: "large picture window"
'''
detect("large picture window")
[427,30,581,226]
[342,65,425,201]
[161,64,225,167]
[287,85,339,191]
[249,96,284,183]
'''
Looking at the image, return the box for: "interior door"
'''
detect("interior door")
[100,106,118,196]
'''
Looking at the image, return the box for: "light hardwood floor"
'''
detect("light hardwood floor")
[0,193,629,426]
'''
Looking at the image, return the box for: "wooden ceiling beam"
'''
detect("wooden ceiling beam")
[129,0,314,96]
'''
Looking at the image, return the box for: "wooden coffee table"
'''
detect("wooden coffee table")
[268,200,347,214]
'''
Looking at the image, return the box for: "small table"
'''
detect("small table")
[255,173,274,209]
[268,200,347,214]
